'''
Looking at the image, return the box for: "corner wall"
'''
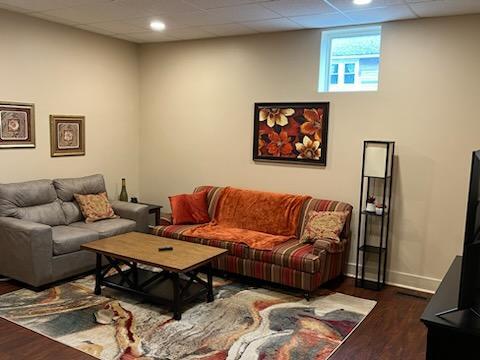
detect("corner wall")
[0,9,140,197]
[139,14,480,292]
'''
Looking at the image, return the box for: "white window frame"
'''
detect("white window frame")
[318,25,382,93]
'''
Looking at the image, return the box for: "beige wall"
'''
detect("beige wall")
[139,14,480,292]
[0,9,140,198]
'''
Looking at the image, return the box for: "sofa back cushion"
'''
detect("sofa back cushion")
[194,185,353,240]
[0,179,66,226]
[53,174,106,224]
[297,198,353,239]
[53,174,106,202]
[203,186,310,236]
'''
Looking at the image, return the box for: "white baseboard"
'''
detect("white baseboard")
[345,263,440,294]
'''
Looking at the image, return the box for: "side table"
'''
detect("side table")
[139,203,163,226]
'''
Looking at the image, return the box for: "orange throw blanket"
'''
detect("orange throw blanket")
[183,187,310,250]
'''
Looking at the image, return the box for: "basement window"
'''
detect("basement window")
[319,26,382,92]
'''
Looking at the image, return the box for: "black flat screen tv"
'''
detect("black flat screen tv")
[438,150,480,317]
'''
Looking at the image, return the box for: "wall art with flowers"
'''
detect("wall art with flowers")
[0,101,35,148]
[253,102,329,166]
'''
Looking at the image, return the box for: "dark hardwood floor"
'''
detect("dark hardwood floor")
[0,277,430,360]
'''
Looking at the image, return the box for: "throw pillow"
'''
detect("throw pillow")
[300,210,348,244]
[169,191,210,225]
[74,192,118,223]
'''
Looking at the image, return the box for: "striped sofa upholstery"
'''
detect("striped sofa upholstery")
[152,186,352,292]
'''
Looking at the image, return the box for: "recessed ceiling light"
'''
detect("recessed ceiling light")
[150,20,166,31]
[353,0,372,4]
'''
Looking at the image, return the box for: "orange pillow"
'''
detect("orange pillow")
[74,192,118,223]
[169,191,210,225]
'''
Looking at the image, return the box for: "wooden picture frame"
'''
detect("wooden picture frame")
[253,102,329,166]
[0,102,35,148]
[50,115,85,157]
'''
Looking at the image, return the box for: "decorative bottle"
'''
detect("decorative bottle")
[119,178,128,202]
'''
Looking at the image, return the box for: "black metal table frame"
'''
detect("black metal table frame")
[94,254,214,320]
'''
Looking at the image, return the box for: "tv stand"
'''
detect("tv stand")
[421,256,480,359]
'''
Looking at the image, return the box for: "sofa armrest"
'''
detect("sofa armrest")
[110,201,149,233]
[160,212,173,226]
[0,217,53,287]
[312,237,347,255]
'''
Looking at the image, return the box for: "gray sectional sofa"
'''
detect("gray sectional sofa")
[0,174,149,288]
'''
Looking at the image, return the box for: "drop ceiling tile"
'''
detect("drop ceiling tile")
[326,0,405,11]
[243,17,304,32]
[205,3,281,23]
[185,0,270,10]
[29,11,81,25]
[409,0,480,17]
[199,23,257,36]
[261,0,334,17]
[40,1,152,24]
[345,4,417,23]
[114,0,201,14]
[289,12,353,28]
[0,0,109,13]
[115,31,178,43]
[125,15,188,31]
[76,23,116,35]
[86,20,147,34]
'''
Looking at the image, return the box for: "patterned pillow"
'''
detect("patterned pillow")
[73,192,118,223]
[300,210,348,244]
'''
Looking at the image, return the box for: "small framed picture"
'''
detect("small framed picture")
[253,102,329,166]
[50,115,85,157]
[0,102,35,148]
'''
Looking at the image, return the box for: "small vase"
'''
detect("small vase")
[119,178,128,202]
[366,203,376,212]
[375,207,384,215]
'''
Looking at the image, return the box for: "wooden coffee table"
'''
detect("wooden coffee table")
[81,232,227,320]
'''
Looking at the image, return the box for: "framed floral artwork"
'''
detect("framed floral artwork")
[50,115,85,157]
[0,102,35,148]
[253,102,329,166]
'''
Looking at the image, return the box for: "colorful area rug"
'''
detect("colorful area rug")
[0,274,375,360]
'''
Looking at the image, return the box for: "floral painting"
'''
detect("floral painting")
[253,102,329,166]
[50,115,85,157]
[0,102,35,148]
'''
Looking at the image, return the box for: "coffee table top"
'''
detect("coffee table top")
[81,232,227,272]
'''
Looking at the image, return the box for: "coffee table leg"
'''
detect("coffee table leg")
[171,272,181,320]
[207,263,214,303]
[94,253,102,295]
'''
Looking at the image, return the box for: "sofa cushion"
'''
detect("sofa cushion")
[70,218,136,238]
[52,226,99,256]
[53,174,106,202]
[153,225,321,274]
[0,179,67,226]
[60,201,83,224]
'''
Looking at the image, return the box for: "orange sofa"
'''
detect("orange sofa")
[152,186,353,296]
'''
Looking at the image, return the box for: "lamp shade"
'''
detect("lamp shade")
[364,142,392,178]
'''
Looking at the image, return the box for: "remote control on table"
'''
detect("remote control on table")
[158,246,173,251]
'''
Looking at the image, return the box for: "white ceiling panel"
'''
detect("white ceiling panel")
[115,0,201,14]
[345,4,417,23]
[243,17,304,32]
[326,0,405,11]
[0,0,108,13]
[290,12,353,27]
[40,2,151,24]
[86,20,147,34]
[199,23,258,36]
[0,0,479,43]
[260,0,334,17]
[185,0,271,10]
[409,0,480,17]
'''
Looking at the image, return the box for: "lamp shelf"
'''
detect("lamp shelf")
[359,245,386,254]
[361,210,388,217]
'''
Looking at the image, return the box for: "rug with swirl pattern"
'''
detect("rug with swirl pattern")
[0,274,375,360]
